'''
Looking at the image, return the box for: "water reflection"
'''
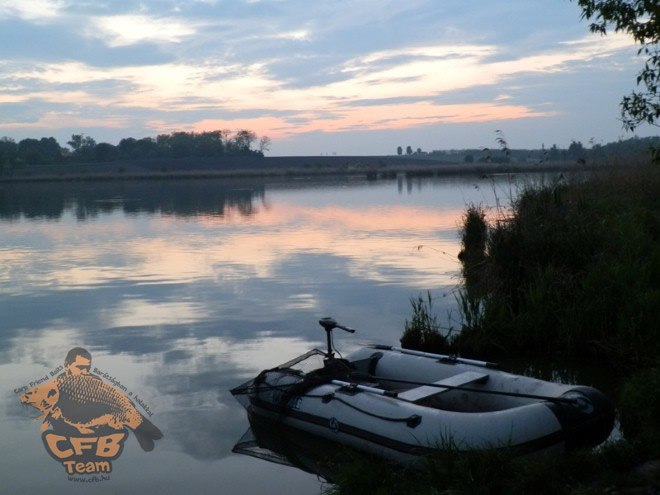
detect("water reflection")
[0,179,266,221]
[233,412,349,485]
[1,174,575,494]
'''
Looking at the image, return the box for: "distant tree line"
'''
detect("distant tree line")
[0,129,271,171]
[396,136,660,164]
[397,145,424,156]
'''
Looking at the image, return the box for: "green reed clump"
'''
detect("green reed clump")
[458,204,489,298]
[399,292,452,353]
[458,204,488,265]
[452,166,660,367]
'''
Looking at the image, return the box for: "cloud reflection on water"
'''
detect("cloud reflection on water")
[1,175,514,492]
[1,201,462,292]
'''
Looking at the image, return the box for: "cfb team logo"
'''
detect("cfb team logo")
[19,347,163,478]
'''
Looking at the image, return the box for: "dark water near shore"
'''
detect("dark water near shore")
[0,173,610,493]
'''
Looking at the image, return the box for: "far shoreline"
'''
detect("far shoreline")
[0,154,629,183]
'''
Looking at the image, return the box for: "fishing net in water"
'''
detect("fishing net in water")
[232,412,339,483]
[232,426,294,468]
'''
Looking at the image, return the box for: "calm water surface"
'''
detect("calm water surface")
[0,173,551,493]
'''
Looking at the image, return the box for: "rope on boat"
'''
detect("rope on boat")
[317,393,421,425]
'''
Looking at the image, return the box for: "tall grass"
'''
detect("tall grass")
[399,292,452,353]
[452,166,660,367]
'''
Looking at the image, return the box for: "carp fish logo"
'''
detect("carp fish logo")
[19,347,163,477]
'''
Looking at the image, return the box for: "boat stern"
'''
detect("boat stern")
[547,386,616,450]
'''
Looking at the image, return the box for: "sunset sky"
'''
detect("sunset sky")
[0,0,656,155]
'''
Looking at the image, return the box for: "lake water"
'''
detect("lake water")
[0,173,556,493]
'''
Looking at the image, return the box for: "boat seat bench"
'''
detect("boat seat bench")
[398,371,489,403]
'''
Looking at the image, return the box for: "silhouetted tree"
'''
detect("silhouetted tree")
[575,0,659,130]
[258,136,271,154]
[406,145,413,155]
[220,129,233,151]
[196,131,224,156]
[68,134,96,161]
[132,137,157,158]
[118,137,137,158]
[2,128,269,169]
[17,137,62,165]
[234,129,257,152]
[40,137,64,164]
[397,146,402,155]
[548,144,560,161]
[169,132,196,158]
[94,142,119,162]
[0,137,17,170]
[568,140,586,159]
[17,139,42,165]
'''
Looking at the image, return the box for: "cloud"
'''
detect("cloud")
[87,15,199,47]
[0,0,66,21]
[272,29,310,41]
[184,100,552,140]
[0,18,639,143]
[488,32,636,76]
[0,110,129,130]
[341,44,498,73]
[110,300,206,327]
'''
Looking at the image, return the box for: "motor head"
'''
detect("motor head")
[319,317,356,360]
[319,317,356,333]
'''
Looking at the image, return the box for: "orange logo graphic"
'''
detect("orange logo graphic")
[20,347,163,477]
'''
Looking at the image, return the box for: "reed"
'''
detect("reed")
[399,292,452,353]
[452,165,660,367]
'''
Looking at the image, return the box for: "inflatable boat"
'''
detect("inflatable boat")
[231,318,615,463]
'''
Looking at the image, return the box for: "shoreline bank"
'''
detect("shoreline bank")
[0,155,605,183]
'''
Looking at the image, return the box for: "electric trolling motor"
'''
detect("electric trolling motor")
[319,317,355,361]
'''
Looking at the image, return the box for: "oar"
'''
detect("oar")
[333,377,577,404]
[371,375,579,405]
[331,379,398,398]
[367,344,498,368]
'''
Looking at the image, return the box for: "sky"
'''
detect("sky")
[0,0,657,156]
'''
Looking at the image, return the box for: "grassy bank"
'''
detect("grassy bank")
[330,165,660,494]
[452,166,660,368]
